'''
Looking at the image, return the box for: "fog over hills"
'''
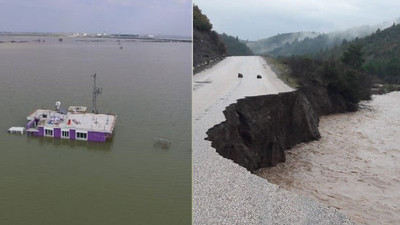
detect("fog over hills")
[247,18,400,57]
[246,32,319,55]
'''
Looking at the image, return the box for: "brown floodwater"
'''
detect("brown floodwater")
[257,92,400,225]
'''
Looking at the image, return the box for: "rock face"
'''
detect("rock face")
[206,91,320,172]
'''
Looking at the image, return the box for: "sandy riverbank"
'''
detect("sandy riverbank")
[257,92,400,225]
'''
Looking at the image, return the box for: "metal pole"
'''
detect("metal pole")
[94,73,97,113]
[91,73,101,114]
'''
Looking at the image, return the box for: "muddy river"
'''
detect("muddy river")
[257,92,400,225]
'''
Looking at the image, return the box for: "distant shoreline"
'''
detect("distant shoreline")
[0,32,192,43]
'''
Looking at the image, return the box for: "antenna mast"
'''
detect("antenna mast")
[91,73,102,114]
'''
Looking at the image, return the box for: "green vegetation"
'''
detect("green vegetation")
[322,23,400,84]
[193,5,226,70]
[219,33,253,56]
[246,32,319,55]
[263,56,299,88]
[269,34,341,57]
[248,23,396,57]
[280,43,373,109]
[193,5,212,31]
[341,44,364,69]
[273,22,400,110]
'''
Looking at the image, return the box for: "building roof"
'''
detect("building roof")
[27,109,117,133]
[8,127,25,134]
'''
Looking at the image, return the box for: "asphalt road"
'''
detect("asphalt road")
[193,56,292,119]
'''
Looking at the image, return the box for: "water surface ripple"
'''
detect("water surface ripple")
[257,92,400,225]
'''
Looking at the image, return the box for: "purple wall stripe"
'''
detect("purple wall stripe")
[88,131,107,142]
[70,129,76,140]
[54,128,61,138]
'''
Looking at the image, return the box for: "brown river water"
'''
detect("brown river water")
[257,92,400,225]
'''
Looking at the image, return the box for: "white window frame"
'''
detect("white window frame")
[44,128,53,137]
[75,131,88,141]
[61,129,70,139]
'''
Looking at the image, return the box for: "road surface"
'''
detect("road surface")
[193,56,292,119]
[192,56,354,224]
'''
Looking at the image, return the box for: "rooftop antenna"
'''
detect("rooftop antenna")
[91,73,102,114]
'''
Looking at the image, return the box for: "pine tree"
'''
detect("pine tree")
[341,44,364,69]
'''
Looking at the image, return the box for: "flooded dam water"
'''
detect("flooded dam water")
[257,92,400,225]
[0,36,192,225]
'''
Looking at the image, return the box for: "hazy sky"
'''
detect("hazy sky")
[0,0,192,36]
[194,0,400,40]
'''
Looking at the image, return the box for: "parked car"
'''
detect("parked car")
[257,75,262,79]
[238,73,243,78]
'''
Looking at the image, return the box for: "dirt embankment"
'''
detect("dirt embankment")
[206,91,320,171]
[207,76,349,172]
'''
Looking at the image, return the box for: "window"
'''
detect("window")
[61,130,69,138]
[76,132,87,140]
[44,128,53,137]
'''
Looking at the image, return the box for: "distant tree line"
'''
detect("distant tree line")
[264,23,400,85]
[219,33,253,56]
[281,43,372,109]
[320,23,400,84]
[269,34,344,57]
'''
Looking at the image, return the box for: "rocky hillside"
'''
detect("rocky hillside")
[193,5,226,73]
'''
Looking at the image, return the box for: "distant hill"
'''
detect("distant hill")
[219,33,253,56]
[193,5,226,72]
[321,23,400,83]
[267,25,384,57]
[269,33,337,57]
[246,32,319,55]
[248,18,400,57]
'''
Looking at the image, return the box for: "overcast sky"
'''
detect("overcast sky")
[194,0,400,40]
[0,0,192,36]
